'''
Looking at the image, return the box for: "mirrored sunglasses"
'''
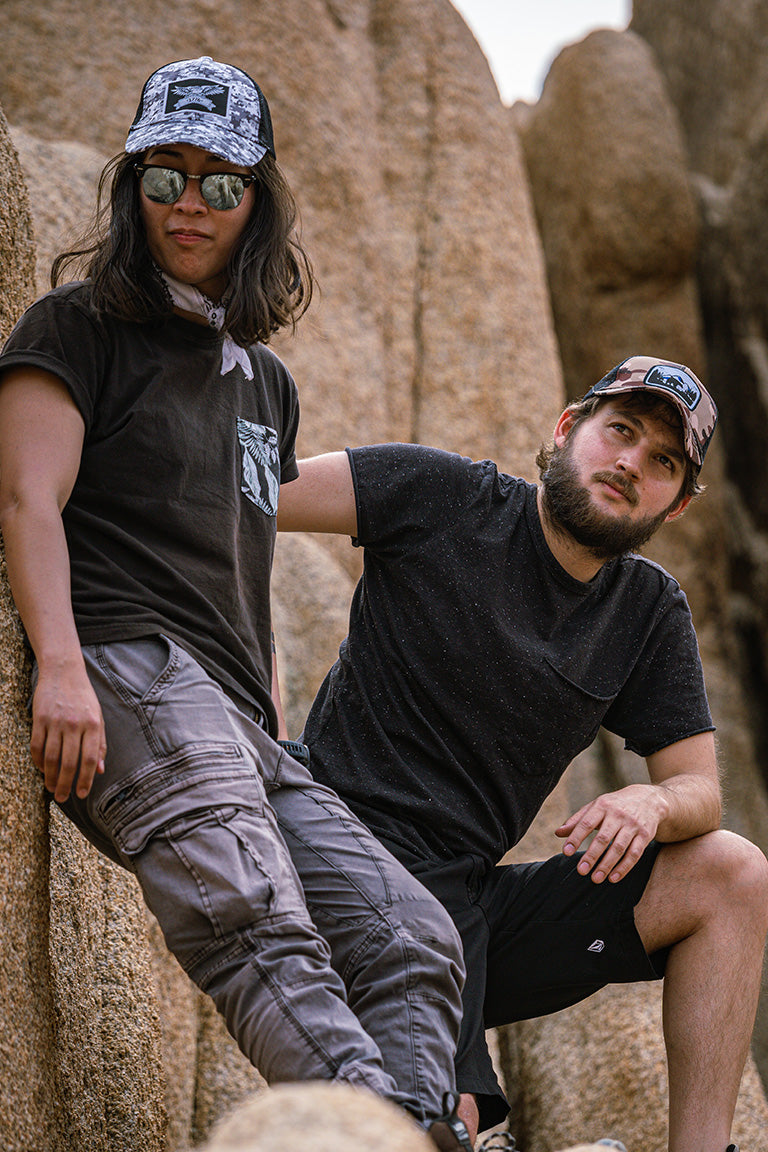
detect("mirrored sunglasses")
[134,164,255,210]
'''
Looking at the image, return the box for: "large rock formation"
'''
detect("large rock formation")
[198,1083,433,1152]
[0,105,62,1152]
[631,0,768,185]
[2,1,768,1149]
[0,0,561,476]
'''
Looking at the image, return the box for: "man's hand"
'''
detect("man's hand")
[555,784,668,883]
[31,662,106,803]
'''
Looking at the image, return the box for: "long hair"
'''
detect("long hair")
[51,151,314,346]
[535,391,703,500]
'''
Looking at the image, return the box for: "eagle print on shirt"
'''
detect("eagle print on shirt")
[237,419,280,516]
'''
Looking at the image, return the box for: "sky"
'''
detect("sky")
[449,1,631,104]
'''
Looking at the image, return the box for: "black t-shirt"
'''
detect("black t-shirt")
[304,443,714,865]
[0,282,300,731]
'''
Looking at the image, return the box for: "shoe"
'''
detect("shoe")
[428,1094,475,1152]
[476,1134,517,1151]
[725,1146,739,1152]
[595,1142,627,1152]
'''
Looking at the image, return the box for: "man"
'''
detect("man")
[277,356,768,1152]
[0,56,472,1148]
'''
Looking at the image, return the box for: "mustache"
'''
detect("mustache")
[592,470,639,507]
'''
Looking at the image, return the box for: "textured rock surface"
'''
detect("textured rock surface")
[9,126,106,297]
[271,533,356,735]
[631,0,768,185]
[0,0,562,477]
[198,1083,432,1152]
[0,107,35,337]
[48,812,168,1151]
[0,106,61,1152]
[2,1,768,1149]
[518,28,702,401]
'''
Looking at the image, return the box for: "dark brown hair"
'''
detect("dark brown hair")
[51,151,314,346]
[535,391,703,500]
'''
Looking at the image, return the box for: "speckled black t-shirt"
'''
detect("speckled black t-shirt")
[304,443,714,865]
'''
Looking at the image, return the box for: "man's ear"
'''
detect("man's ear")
[664,494,692,522]
[553,409,576,449]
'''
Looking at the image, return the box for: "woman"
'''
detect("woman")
[0,56,470,1148]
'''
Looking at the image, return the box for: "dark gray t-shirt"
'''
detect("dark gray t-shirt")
[0,282,300,731]
[304,443,714,864]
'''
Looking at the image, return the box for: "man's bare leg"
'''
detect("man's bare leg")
[634,830,768,1152]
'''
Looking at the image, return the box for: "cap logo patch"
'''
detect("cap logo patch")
[644,364,701,411]
[164,79,230,117]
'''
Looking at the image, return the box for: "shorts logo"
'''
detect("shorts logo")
[587,939,605,953]
[165,79,230,117]
[237,419,280,516]
[645,364,701,410]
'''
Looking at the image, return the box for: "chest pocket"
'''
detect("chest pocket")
[540,655,622,763]
[237,419,280,516]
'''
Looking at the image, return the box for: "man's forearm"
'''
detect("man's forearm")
[653,772,722,842]
[646,731,722,842]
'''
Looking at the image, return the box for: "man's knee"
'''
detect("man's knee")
[638,830,768,951]
[685,829,768,896]
[663,829,768,923]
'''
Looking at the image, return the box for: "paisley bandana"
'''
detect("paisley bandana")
[158,269,254,380]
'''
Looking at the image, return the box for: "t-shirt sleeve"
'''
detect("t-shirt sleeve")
[602,584,714,757]
[347,442,494,555]
[278,373,300,484]
[0,288,107,432]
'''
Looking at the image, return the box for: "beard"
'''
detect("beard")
[541,439,674,560]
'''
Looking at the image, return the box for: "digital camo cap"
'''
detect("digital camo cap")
[126,57,276,167]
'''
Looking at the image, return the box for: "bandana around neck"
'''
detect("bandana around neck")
[158,269,254,380]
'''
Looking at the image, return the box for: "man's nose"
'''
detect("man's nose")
[615,445,644,479]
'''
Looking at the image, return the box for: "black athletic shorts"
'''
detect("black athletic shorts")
[379,838,667,1133]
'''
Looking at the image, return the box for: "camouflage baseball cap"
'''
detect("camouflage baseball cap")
[126,57,275,166]
[584,355,718,469]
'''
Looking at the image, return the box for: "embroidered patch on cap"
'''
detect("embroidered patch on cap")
[644,364,701,410]
[164,78,231,118]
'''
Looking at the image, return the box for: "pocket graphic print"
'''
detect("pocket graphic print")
[237,420,280,515]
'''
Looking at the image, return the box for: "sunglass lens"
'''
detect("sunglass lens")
[141,166,186,204]
[200,173,246,210]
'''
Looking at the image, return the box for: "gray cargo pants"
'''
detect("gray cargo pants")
[56,635,464,1122]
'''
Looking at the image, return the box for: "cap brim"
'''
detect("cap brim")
[126,120,269,167]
